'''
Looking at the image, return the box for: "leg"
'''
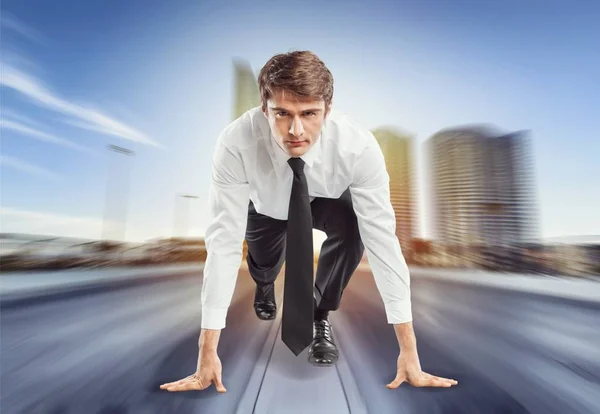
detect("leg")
[245,199,287,285]
[245,200,287,319]
[312,187,364,313]
[307,188,364,366]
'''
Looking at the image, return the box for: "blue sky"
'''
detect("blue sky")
[1,0,599,243]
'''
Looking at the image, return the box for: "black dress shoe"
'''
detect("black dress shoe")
[254,283,276,320]
[308,319,339,366]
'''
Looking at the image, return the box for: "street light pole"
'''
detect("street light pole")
[172,193,199,238]
[102,144,135,241]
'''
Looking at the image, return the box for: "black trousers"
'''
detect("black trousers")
[245,187,365,311]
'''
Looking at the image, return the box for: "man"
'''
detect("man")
[160,51,458,393]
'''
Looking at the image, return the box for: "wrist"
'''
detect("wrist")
[199,329,220,353]
[200,342,217,352]
[399,344,418,356]
[393,322,418,353]
[200,347,217,358]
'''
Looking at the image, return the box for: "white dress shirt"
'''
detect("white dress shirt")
[201,106,412,330]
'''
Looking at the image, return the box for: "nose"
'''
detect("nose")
[289,116,304,137]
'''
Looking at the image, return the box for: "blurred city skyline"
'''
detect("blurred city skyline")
[1,0,599,244]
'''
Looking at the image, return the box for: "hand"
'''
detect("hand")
[159,349,227,393]
[386,350,458,389]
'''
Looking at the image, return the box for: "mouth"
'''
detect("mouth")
[287,141,307,147]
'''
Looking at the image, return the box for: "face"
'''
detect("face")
[262,90,330,158]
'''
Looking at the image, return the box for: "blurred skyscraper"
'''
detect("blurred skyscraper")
[101,145,135,242]
[426,126,539,267]
[371,128,417,259]
[232,59,261,121]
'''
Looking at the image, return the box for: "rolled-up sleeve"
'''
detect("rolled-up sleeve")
[201,138,250,330]
[349,138,412,324]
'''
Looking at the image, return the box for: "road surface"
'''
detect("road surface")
[1,266,599,413]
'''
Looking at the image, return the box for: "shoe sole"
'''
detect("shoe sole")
[255,310,276,320]
[308,351,339,367]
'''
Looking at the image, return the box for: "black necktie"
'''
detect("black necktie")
[282,157,314,356]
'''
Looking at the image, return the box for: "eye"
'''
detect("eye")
[304,112,316,116]
[276,111,288,117]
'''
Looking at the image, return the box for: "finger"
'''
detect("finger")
[433,375,458,385]
[167,383,196,392]
[423,372,458,386]
[167,379,207,392]
[160,375,194,389]
[161,375,194,385]
[433,378,458,386]
[166,375,206,392]
[214,374,227,393]
[422,376,453,388]
[386,373,406,389]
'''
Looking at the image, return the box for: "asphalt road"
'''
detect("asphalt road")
[1,270,273,414]
[334,271,600,413]
[2,267,599,413]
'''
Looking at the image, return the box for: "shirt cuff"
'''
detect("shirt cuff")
[201,307,228,330]
[384,301,413,324]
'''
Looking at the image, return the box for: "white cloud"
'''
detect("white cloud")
[0,154,61,180]
[0,49,42,74]
[0,13,45,44]
[1,64,163,148]
[0,108,43,127]
[60,118,142,144]
[0,207,104,240]
[1,118,96,155]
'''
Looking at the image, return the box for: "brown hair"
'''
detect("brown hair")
[258,50,334,112]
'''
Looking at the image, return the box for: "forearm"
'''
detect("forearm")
[199,328,221,354]
[393,322,417,353]
[200,148,250,329]
[349,172,412,324]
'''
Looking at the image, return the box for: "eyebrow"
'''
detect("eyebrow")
[270,107,323,113]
